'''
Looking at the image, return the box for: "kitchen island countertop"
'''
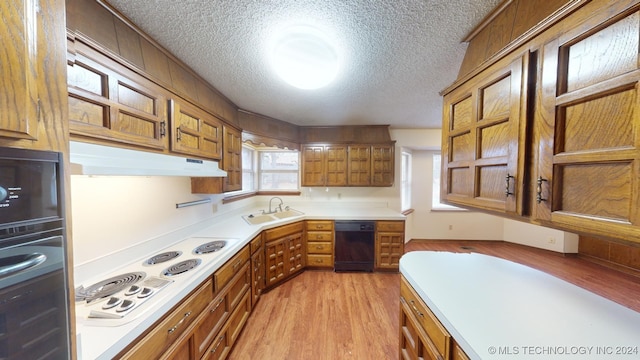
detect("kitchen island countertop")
[400,251,640,360]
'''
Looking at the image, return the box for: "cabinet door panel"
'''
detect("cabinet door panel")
[301,146,325,186]
[348,145,371,185]
[170,98,222,159]
[0,0,39,140]
[325,145,347,186]
[535,10,640,239]
[442,53,529,214]
[371,145,394,186]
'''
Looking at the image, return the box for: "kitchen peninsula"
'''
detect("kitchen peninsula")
[400,252,640,360]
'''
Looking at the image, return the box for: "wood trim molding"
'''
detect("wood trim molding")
[462,0,514,42]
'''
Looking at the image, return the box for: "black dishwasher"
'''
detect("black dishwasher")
[334,221,375,272]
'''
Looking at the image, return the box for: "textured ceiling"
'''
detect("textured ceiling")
[106,0,502,129]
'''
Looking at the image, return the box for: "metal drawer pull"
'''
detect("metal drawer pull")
[409,300,424,317]
[316,245,323,249]
[211,334,226,354]
[536,176,548,203]
[505,173,514,197]
[167,311,191,334]
[210,297,224,313]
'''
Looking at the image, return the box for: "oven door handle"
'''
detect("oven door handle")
[0,253,47,278]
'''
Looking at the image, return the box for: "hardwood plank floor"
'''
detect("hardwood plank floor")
[229,240,640,359]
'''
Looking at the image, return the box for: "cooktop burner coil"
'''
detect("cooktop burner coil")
[193,240,227,254]
[144,251,182,265]
[75,272,145,303]
[162,258,202,277]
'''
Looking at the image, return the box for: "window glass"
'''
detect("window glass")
[401,151,412,211]
[432,153,463,210]
[258,150,299,191]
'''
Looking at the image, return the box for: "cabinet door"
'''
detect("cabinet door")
[301,145,325,186]
[371,144,394,186]
[376,231,404,270]
[251,249,265,306]
[67,44,168,150]
[348,145,371,185]
[222,125,242,192]
[0,0,39,140]
[534,10,640,240]
[325,145,348,186]
[265,238,287,287]
[170,98,222,160]
[287,232,306,275]
[442,53,530,215]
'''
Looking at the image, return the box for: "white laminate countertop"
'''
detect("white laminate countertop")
[75,205,404,360]
[400,251,640,360]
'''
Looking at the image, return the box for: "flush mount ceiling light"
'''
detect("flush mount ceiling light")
[270,25,340,90]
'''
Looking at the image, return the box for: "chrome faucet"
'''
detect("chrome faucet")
[268,197,284,214]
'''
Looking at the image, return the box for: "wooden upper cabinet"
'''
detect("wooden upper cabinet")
[533,6,640,239]
[170,98,222,160]
[222,125,242,192]
[1,0,68,152]
[348,145,371,186]
[301,145,347,186]
[67,45,168,150]
[371,144,394,186]
[0,0,39,141]
[442,52,530,215]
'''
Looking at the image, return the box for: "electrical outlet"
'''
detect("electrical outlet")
[212,203,217,213]
[548,237,556,244]
[448,225,453,230]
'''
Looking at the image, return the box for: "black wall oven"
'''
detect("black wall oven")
[0,147,71,359]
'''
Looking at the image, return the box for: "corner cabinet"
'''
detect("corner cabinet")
[533,4,640,240]
[441,52,531,215]
[264,221,305,289]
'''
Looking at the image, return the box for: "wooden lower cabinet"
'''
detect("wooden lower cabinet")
[399,276,472,360]
[305,220,334,268]
[375,221,405,270]
[249,234,265,307]
[117,245,252,360]
[264,222,305,288]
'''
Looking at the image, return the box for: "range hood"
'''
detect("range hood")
[70,141,227,177]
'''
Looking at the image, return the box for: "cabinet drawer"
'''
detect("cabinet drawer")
[307,242,333,254]
[214,245,250,292]
[194,293,228,358]
[306,220,333,231]
[264,221,304,240]
[120,279,213,359]
[307,254,333,267]
[400,277,450,358]
[250,234,264,254]
[307,231,333,242]
[377,220,404,232]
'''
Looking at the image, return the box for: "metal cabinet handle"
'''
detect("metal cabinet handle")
[167,311,191,334]
[211,334,226,354]
[505,173,514,197]
[160,121,166,137]
[409,300,424,317]
[210,297,224,313]
[176,127,182,141]
[536,176,548,203]
[315,245,323,249]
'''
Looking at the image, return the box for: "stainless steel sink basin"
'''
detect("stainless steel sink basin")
[242,208,304,225]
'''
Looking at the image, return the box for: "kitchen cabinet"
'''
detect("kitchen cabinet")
[264,221,305,288]
[67,41,168,150]
[0,0,68,151]
[118,246,251,360]
[441,51,530,215]
[222,124,242,192]
[301,145,348,186]
[302,143,395,187]
[375,220,405,271]
[305,220,334,268]
[399,276,451,360]
[119,279,213,360]
[170,98,223,160]
[532,5,640,241]
[249,234,265,306]
[441,0,640,244]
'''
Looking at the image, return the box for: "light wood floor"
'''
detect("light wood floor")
[228,240,640,359]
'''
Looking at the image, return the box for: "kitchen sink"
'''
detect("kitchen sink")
[242,208,304,225]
